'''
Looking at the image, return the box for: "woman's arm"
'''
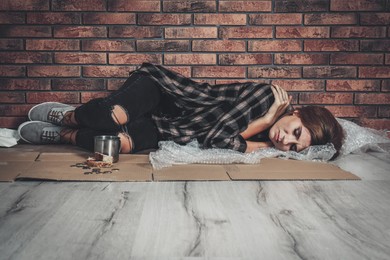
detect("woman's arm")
[241,84,292,140]
[245,140,273,153]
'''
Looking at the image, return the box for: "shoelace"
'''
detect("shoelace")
[41,129,60,143]
[47,108,73,125]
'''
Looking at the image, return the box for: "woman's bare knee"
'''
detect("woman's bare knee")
[111,105,129,126]
[118,132,133,153]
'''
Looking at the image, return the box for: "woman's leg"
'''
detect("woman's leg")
[68,116,159,153]
[74,72,161,132]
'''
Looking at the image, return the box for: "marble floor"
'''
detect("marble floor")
[0,148,389,260]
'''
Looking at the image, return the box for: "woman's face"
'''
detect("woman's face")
[268,112,311,152]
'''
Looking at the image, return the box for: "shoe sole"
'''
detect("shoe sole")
[28,102,67,121]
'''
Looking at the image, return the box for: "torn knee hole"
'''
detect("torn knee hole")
[111,105,129,125]
[118,132,133,154]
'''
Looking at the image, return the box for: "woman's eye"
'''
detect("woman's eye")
[294,127,301,139]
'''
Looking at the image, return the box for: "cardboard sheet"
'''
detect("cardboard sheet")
[153,164,231,181]
[0,151,40,182]
[0,161,35,182]
[224,158,360,180]
[0,149,360,182]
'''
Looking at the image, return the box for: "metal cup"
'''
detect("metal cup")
[94,135,121,163]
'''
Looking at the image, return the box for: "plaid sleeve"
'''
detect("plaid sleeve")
[203,84,274,152]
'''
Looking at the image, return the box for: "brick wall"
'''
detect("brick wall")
[0,0,389,130]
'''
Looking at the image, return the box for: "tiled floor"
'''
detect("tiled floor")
[0,145,389,259]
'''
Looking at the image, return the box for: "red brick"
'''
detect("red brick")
[358,118,390,130]
[275,54,328,65]
[249,14,302,25]
[248,67,301,79]
[26,39,80,51]
[0,39,23,50]
[83,13,136,24]
[192,66,245,78]
[332,26,386,38]
[83,66,136,78]
[303,66,356,78]
[216,79,270,85]
[136,40,189,52]
[0,79,50,90]
[27,92,80,104]
[55,53,106,64]
[109,54,162,65]
[0,117,26,129]
[54,26,106,38]
[27,12,80,24]
[249,40,302,52]
[0,92,25,103]
[304,13,357,25]
[0,12,25,23]
[275,0,328,12]
[219,1,271,12]
[52,79,105,91]
[110,26,162,38]
[299,93,353,104]
[360,13,390,25]
[81,92,110,103]
[107,79,126,91]
[276,26,329,38]
[28,66,80,77]
[0,26,51,37]
[165,66,191,77]
[0,105,33,116]
[382,80,390,92]
[0,0,49,10]
[330,53,383,65]
[165,27,217,39]
[361,40,390,52]
[194,14,246,25]
[219,54,272,65]
[0,65,25,77]
[386,54,390,65]
[192,40,245,52]
[52,0,106,11]
[139,14,191,25]
[165,54,216,65]
[378,106,390,117]
[0,52,51,63]
[108,0,160,11]
[359,67,390,78]
[271,80,325,91]
[326,80,380,92]
[163,1,216,12]
[325,106,377,118]
[82,40,135,52]
[220,27,273,39]
[330,0,386,11]
[355,93,390,105]
[304,40,358,51]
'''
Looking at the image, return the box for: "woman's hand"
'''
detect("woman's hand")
[263,84,292,125]
[240,84,292,140]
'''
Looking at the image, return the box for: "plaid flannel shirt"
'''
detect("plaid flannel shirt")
[136,63,275,152]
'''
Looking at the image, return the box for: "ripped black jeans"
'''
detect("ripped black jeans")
[74,72,161,153]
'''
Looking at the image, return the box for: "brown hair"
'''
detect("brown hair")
[295,106,345,160]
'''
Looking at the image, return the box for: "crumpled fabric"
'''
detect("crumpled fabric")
[149,118,389,169]
[0,128,20,148]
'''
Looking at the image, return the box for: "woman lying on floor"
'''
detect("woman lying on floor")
[18,63,344,159]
